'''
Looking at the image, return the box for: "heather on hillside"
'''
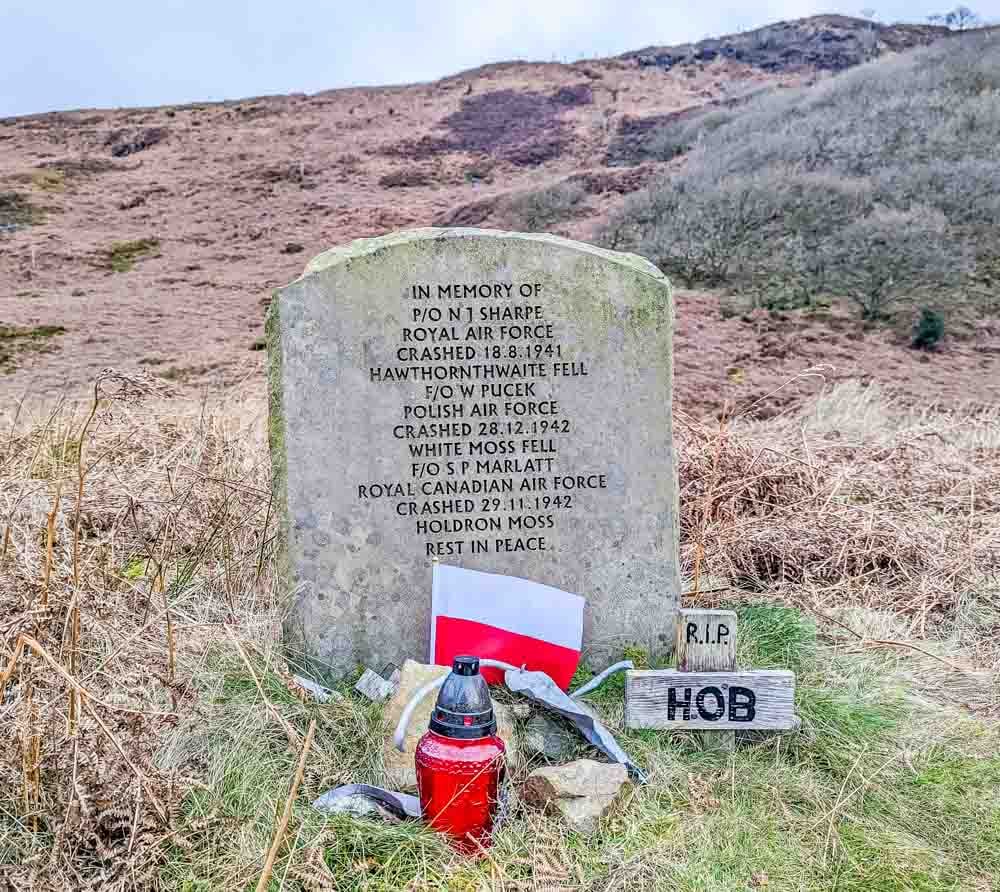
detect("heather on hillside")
[604,30,1000,320]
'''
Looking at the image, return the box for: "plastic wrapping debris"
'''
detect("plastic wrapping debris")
[313,784,421,821]
[504,667,646,783]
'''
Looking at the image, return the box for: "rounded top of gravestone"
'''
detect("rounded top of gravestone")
[293,227,666,285]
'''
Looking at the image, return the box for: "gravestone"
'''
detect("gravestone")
[267,228,679,680]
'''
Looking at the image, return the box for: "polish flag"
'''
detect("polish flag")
[431,563,584,690]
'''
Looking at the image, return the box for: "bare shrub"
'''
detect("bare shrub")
[819,207,972,320]
[607,169,874,303]
[378,167,432,188]
[499,182,586,232]
[603,30,1000,318]
[610,171,772,286]
[678,381,1000,599]
[696,32,1000,179]
[929,6,981,30]
[643,106,738,160]
[875,159,1000,229]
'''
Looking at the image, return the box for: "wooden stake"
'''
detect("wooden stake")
[675,608,737,673]
[72,387,101,589]
[156,522,176,685]
[676,608,737,751]
[255,719,316,892]
[22,681,41,832]
[67,596,80,737]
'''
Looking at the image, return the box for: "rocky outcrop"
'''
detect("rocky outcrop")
[624,15,952,74]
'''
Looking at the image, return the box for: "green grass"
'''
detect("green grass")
[100,238,160,272]
[0,324,66,373]
[159,608,1000,891]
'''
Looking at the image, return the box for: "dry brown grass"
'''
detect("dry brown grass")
[1,378,998,890]
[0,376,281,889]
[678,381,1000,722]
[680,382,1000,616]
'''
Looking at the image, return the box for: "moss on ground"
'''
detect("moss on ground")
[0,324,66,373]
[30,169,65,192]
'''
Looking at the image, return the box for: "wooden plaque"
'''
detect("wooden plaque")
[625,669,798,730]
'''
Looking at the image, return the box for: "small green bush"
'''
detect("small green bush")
[0,324,66,372]
[912,307,946,349]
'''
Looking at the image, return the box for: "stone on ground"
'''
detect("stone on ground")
[522,712,577,761]
[522,759,628,834]
[355,667,397,701]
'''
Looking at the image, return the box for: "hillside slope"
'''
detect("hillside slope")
[1,15,995,415]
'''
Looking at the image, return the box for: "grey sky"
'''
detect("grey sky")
[3,1,998,117]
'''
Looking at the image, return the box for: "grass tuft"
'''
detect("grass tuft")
[736,604,816,671]
[30,169,65,192]
[99,237,161,272]
[0,191,44,229]
[0,324,66,373]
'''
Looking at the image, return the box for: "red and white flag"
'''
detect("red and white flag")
[430,563,584,690]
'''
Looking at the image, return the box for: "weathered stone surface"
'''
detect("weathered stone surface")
[382,660,448,790]
[355,667,397,702]
[268,228,679,679]
[382,659,515,790]
[521,759,628,833]
[523,713,577,761]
